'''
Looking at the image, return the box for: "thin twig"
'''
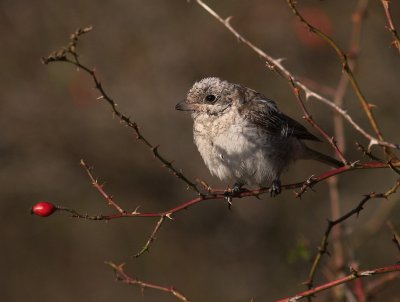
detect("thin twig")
[327,2,368,300]
[356,142,385,162]
[42,26,202,195]
[192,0,399,151]
[80,159,126,214]
[134,215,166,257]
[380,0,400,54]
[289,77,347,165]
[387,221,400,254]
[277,264,400,302]
[106,262,190,302]
[365,271,400,298]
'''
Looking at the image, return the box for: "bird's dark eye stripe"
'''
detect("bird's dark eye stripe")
[205,94,216,103]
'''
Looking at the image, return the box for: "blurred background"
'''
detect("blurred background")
[1,0,399,301]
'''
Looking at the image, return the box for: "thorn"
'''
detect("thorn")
[131,206,141,215]
[275,57,287,64]
[225,16,233,23]
[152,145,160,154]
[350,266,359,276]
[304,90,313,101]
[350,160,360,168]
[227,197,233,209]
[96,95,104,100]
[360,270,374,276]
[82,25,93,33]
[165,213,174,220]
[368,103,377,109]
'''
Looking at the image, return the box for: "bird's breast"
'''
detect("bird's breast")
[193,112,276,185]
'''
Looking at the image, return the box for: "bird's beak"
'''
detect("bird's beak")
[175,100,195,111]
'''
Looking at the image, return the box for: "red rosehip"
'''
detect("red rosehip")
[31,201,57,217]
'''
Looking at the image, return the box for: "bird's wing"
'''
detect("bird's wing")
[241,98,320,141]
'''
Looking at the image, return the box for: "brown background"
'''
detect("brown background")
[1,0,399,301]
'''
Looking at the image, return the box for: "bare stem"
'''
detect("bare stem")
[80,159,126,214]
[134,216,166,257]
[55,161,400,221]
[106,262,190,302]
[289,77,347,165]
[326,2,368,300]
[380,0,400,54]
[277,264,400,302]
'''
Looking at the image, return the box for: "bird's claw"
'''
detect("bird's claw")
[223,183,248,208]
[270,179,281,197]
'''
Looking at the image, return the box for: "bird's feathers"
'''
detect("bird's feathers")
[240,98,320,141]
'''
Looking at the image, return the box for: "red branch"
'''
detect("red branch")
[289,77,347,165]
[277,264,400,302]
[56,161,398,221]
[80,160,125,214]
[106,262,190,302]
[380,0,400,54]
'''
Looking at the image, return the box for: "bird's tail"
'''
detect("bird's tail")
[303,146,344,168]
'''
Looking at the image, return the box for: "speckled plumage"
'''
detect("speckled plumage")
[176,77,342,193]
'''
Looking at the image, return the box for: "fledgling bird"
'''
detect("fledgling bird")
[176,77,343,196]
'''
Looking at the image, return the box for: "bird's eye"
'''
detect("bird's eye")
[205,94,217,103]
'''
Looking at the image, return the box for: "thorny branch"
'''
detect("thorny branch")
[134,216,166,258]
[387,221,400,254]
[106,262,190,302]
[289,77,347,165]
[305,180,400,289]
[41,26,202,196]
[379,0,400,54]
[80,159,125,214]
[55,161,399,221]
[193,0,400,151]
[277,264,400,302]
[326,1,369,299]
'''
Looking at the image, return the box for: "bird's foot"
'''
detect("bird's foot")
[270,179,281,197]
[224,183,248,208]
[232,183,249,196]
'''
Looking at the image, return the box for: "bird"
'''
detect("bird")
[175,77,344,196]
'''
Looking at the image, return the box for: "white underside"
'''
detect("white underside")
[193,109,302,187]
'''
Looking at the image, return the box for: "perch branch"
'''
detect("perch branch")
[55,161,400,222]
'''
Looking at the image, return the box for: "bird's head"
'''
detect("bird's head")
[176,77,239,118]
